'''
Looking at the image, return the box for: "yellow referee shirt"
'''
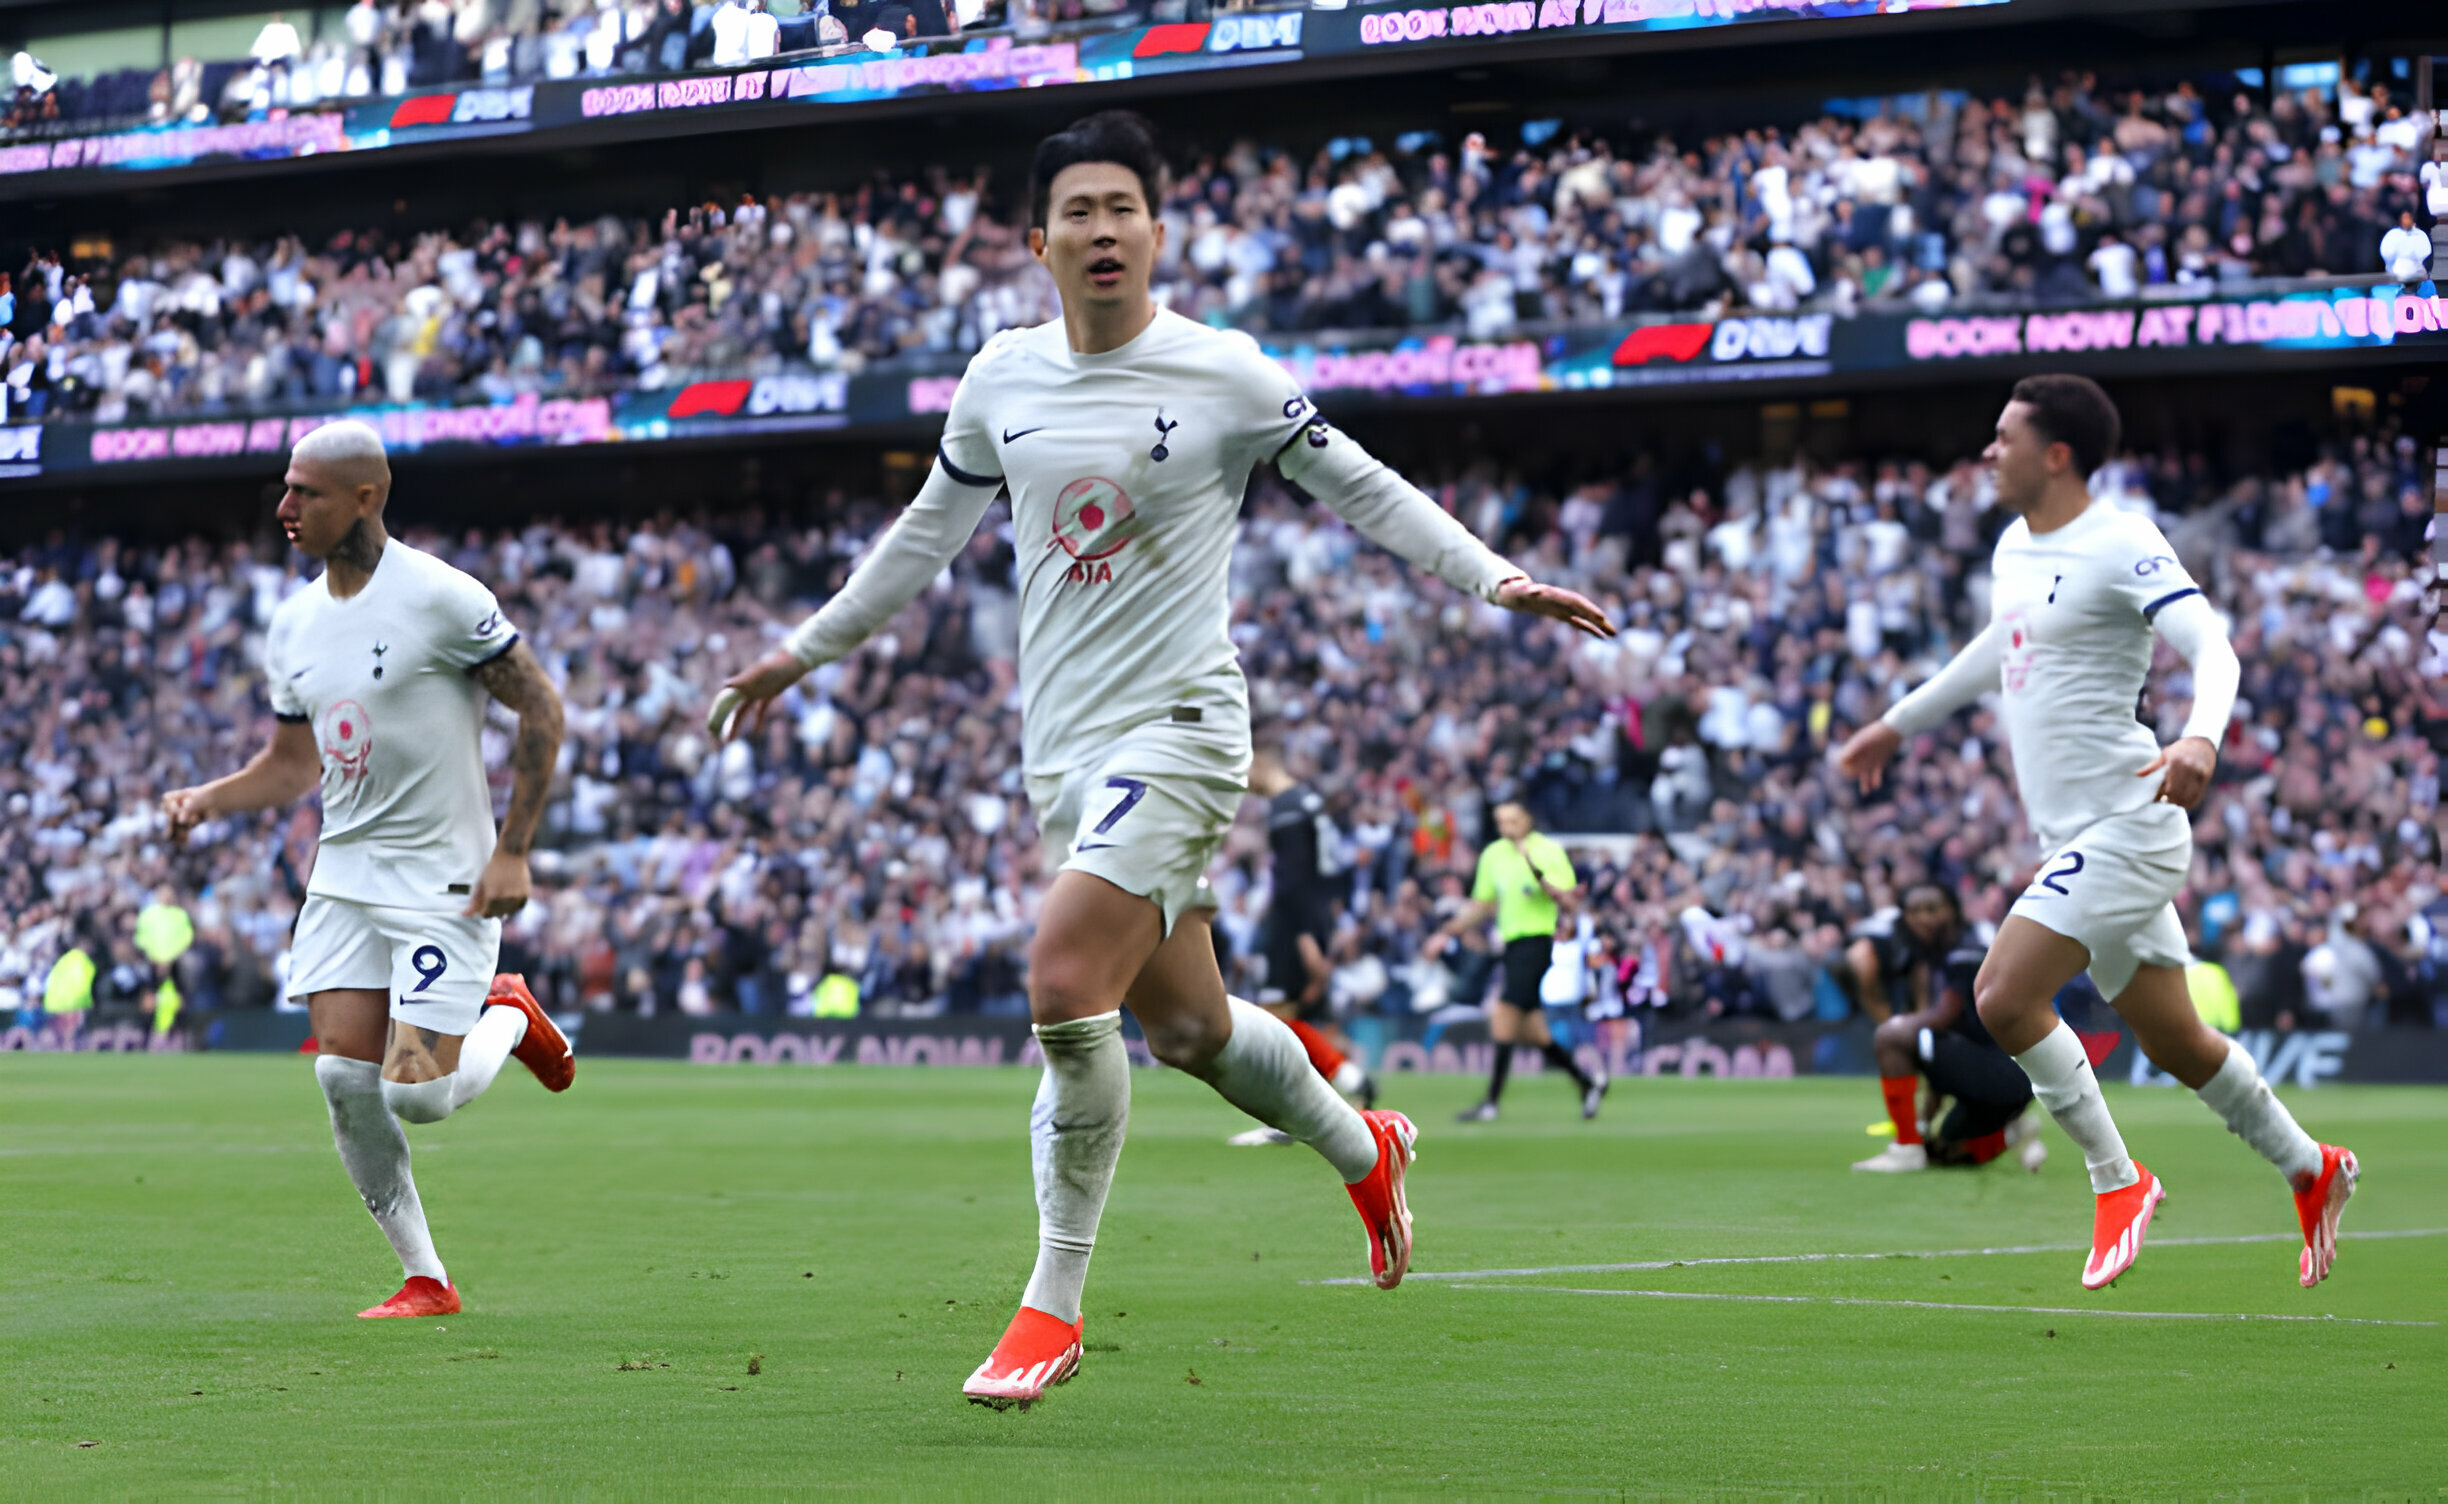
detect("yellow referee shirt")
[1471,833,1576,943]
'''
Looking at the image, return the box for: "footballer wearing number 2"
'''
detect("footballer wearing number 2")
[1837,374,2357,1293]
[708,110,1616,1410]
[161,420,575,1321]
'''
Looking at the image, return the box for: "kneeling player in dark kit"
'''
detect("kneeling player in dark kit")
[1851,883,2046,1173]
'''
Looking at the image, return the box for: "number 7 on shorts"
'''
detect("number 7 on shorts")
[1074,777,1148,853]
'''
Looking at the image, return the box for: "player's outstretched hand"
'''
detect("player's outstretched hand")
[161,785,215,843]
[2138,735,2217,810]
[1834,720,1901,794]
[466,848,532,918]
[708,648,810,745]
[1491,577,1616,639]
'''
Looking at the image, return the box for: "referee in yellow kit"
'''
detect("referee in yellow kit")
[1427,801,1607,1122]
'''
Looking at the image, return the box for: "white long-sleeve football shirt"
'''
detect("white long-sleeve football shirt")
[786,309,1522,777]
[1885,499,2237,851]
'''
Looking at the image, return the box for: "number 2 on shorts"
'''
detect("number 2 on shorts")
[2037,851,2084,895]
[409,944,449,993]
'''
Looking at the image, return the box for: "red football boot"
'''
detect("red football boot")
[2291,1144,2358,1289]
[487,973,574,1093]
[2081,1162,2164,1290]
[1345,1109,1418,1290]
[963,1306,1082,1410]
[358,1275,459,1319]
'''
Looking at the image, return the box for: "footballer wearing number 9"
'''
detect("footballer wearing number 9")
[161,420,575,1321]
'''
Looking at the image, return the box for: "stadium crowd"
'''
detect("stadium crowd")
[8,69,2441,424]
[2,424,2438,1037]
[6,0,1030,135]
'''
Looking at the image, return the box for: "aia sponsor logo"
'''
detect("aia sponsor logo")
[1048,477,1134,585]
[320,699,375,784]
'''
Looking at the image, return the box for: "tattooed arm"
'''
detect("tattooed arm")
[468,639,565,917]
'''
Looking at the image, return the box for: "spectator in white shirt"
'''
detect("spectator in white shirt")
[709,0,753,66]
[2088,229,2140,298]
[250,14,304,64]
[2380,213,2429,286]
[743,0,780,59]
[1763,234,1817,307]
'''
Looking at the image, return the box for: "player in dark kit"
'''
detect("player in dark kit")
[1229,748,1376,1144]
[1851,884,2044,1173]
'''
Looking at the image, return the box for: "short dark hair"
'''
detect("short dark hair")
[2009,373,2121,478]
[1029,111,1165,231]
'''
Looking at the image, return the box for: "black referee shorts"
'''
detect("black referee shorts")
[1497,934,1554,1012]
[1921,1029,2033,1142]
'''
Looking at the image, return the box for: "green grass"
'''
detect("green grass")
[2,1056,2442,1499]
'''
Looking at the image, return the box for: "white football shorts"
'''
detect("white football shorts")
[1027,707,1249,937]
[2009,801,2192,1001]
[288,894,502,1035]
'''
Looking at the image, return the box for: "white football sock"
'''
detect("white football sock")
[316,1054,446,1284]
[2195,1034,2323,1182]
[1018,1011,1130,1326]
[1193,998,1379,1184]
[2014,1023,2139,1194]
[381,1006,527,1124]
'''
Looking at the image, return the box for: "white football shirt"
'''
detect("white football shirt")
[785,308,1520,780]
[934,310,1327,775]
[264,540,519,911]
[1987,501,2202,849]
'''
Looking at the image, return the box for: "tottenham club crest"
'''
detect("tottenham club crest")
[1048,476,1136,585]
[319,699,375,784]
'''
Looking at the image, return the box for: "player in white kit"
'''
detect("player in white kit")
[709,112,1615,1408]
[162,421,573,1319]
[1838,376,2356,1291]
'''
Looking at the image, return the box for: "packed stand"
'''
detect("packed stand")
[6,0,1050,137]
[2,428,2436,1039]
[8,68,2440,425]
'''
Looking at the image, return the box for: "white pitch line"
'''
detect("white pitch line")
[1307,1227,2448,1286]
[1453,1284,2438,1327]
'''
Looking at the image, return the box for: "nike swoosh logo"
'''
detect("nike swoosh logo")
[289,669,309,679]
[1075,841,1118,852]
[1002,426,1045,444]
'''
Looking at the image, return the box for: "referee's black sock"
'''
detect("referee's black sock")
[1541,1041,1594,1091]
[1483,1043,1513,1105]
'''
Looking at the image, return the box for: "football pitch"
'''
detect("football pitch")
[4,1056,2441,1498]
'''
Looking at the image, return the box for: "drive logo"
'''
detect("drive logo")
[1609,322,1713,366]
[666,374,847,420]
[0,425,39,463]
[450,86,534,124]
[1709,313,1831,361]
[1207,12,1301,50]
[388,86,532,129]
[1132,12,1300,57]
[743,373,847,416]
